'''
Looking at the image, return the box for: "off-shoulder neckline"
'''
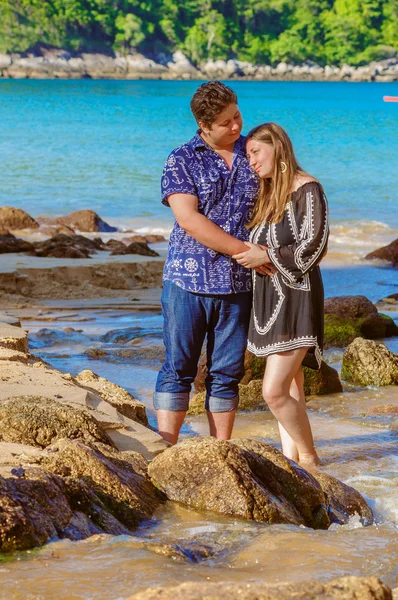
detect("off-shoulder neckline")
[291,180,321,195]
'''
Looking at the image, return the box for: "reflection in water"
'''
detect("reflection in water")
[1,302,397,599]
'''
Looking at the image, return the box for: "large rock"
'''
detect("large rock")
[0,233,34,254]
[0,395,115,448]
[366,238,398,267]
[75,369,148,426]
[0,467,75,551]
[0,438,164,551]
[42,438,164,529]
[341,338,398,386]
[127,576,392,600]
[56,209,117,232]
[0,206,38,231]
[150,437,367,529]
[324,296,397,347]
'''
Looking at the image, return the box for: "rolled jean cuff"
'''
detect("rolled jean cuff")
[153,391,190,411]
[205,395,239,413]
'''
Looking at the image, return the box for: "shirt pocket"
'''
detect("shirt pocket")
[196,168,223,212]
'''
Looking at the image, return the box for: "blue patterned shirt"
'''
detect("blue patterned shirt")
[161,132,259,294]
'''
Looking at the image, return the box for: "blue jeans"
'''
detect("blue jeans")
[154,281,252,413]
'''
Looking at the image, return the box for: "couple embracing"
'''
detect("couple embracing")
[153,81,329,471]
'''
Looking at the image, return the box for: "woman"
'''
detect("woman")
[233,123,329,470]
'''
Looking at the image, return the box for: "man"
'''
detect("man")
[153,81,269,444]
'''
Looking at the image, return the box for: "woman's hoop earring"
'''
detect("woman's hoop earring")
[280,161,287,173]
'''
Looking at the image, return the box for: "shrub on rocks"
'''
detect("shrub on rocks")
[341,338,398,386]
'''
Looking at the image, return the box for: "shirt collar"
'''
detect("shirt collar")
[191,130,247,156]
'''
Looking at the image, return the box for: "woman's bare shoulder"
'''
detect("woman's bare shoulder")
[291,175,319,193]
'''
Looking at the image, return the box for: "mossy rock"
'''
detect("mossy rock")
[188,380,267,416]
[324,314,361,348]
[341,337,398,387]
[303,362,342,395]
[379,313,398,337]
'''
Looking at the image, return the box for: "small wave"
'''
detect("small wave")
[326,219,398,264]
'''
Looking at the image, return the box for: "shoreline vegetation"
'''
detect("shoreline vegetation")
[1,50,398,82]
[1,1,398,82]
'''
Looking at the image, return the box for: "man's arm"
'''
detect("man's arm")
[168,193,249,255]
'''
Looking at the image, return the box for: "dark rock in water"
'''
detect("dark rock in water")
[0,234,34,254]
[149,437,330,529]
[104,239,126,253]
[0,206,38,230]
[56,209,117,233]
[123,234,165,244]
[84,347,108,358]
[324,295,396,347]
[110,241,159,257]
[0,467,74,551]
[127,576,392,600]
[341,337,398,386]
[365,238,398,267]
[303,362,343,395]
[32,233,104,258]
[0,395,116,448]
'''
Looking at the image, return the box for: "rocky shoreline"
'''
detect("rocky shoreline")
[1,50,397,82]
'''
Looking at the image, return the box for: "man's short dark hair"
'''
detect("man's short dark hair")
[190,81,238,128]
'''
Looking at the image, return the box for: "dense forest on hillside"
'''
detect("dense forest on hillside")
[0,0,397,66]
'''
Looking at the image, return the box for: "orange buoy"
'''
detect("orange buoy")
[383,96,398,102]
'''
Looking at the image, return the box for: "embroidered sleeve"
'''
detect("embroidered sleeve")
[267,184,329,283]
[161,146,197,207]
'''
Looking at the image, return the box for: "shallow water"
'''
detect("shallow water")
[1,294,397,599]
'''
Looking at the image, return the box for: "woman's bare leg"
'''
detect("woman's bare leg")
[278,367,305,462]
[263,350,319,468]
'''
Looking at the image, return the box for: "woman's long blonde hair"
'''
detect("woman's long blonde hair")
[246,122,315,227]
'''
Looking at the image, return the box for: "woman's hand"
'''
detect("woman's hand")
[233,242,275,273]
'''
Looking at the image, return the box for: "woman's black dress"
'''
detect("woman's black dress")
[247,181,329,370]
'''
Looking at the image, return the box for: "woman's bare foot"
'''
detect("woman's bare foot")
[299,452,321,473]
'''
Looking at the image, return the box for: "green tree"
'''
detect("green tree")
[184,9,228,62]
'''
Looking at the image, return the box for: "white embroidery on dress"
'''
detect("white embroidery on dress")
[293,191,329,273]
[252,273,285,335]
[248,335,322,369]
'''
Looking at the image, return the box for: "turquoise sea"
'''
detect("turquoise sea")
[1,79,398,229]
